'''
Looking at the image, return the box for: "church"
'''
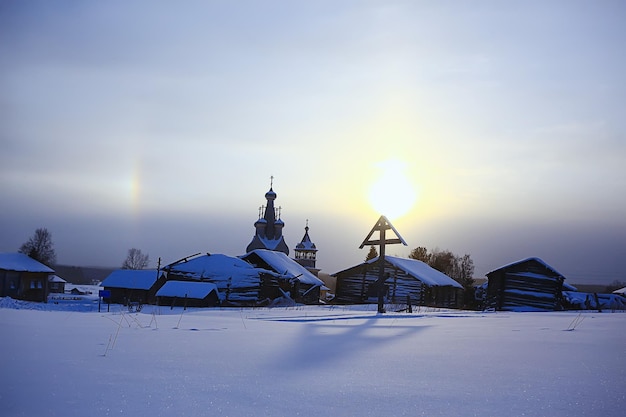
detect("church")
[245,179,319,277]
[245,181,290,255]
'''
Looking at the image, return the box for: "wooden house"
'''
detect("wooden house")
[0,253,54,302]
[162,253,282,306]
[240,249,326,304]
[333,256,463,308]
[100,269,165,305]
[156,281,219,308]
[485,257,565,311]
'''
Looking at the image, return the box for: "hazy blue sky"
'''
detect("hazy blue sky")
[1,1,625,283]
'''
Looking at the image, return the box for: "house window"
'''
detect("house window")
[30,281,36,289]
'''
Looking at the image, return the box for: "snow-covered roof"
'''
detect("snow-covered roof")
[257,236,284,251]
[156,281,218,299]
[295,227,317,251]
[562,282,578,291]
[376,256,463,289]
[0,253,54,273]
[295,241,316,250]
[486,257,565,279]
[48,275,67,283]
[613,286,626,295]
[101,270,160,290]
[164,253,270,287]
[242,249,324,286]
[332,256,463,289]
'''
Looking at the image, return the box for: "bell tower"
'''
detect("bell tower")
[294,220,319,276]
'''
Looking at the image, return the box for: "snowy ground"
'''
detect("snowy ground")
[1,297,624,417]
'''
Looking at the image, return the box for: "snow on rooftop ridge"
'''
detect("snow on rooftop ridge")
[486,257,565,278]
[163,253,256,277]
[295,240,316,250]
[156,281,218,299]
[244,249,324,286]
[48,275,67,283]
[258,236,283,250]
[613,286,626,295]
[0,252,55,273]
[101,269,160,290]
[164,253,275,286]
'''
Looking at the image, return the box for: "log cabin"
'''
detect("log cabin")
[485,257,566,311]
[333,256,463,308]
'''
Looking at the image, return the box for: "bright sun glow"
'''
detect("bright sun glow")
[368,159,417,220]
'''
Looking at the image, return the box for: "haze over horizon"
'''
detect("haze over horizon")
[1,1,625,284]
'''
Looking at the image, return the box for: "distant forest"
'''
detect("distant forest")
[54,265,116,285]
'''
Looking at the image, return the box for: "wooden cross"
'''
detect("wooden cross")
[360,215,408,313]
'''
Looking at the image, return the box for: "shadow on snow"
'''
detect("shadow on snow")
[260,313,431,372]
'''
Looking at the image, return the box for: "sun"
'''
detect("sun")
[368,159,417,220]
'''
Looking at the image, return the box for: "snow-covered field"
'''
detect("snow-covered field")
[1,296,624,417]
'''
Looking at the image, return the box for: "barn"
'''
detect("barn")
[240,249,326,304]
[161,253,282,306]
[485,257,566,311]
[100,269,165,305]
[0,252,54,302]
[333,256,463,308]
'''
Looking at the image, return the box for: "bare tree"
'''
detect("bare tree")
[458,254,475,286]
[19,227,57,267]
[122,248,149,269]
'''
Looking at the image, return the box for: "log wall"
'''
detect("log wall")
[335,262,460,308]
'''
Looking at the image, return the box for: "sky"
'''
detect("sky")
[1,1,625,284]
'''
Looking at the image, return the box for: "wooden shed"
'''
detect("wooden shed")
[101,269,165,305]
[485,257,565,311]
[156,281,219,308]
[0,253,54,302]
[48,275,67,293]
[333,256,463,308]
